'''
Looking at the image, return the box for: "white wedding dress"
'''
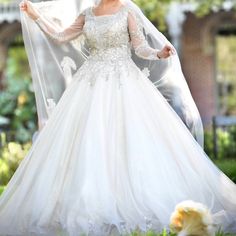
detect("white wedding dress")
[0,5,236,236]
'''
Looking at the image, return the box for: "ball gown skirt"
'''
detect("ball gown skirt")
[0,56,236,236]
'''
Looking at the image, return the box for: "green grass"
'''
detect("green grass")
[216,233,236,236]
[115,230,236,236]
[125,230,236,236]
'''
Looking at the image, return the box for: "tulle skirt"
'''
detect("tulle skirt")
[0,58,236,236]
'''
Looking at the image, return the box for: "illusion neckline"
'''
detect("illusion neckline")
[90,4,126,18]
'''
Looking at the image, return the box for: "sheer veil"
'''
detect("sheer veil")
[21,0,204,147]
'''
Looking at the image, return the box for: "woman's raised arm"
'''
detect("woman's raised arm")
[127,10,175,60]
[19,0,85,43]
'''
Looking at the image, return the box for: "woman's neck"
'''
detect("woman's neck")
[99,0,120,7]
[100,0,116,3]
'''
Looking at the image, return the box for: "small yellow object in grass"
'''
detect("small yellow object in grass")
[170,200,215,236]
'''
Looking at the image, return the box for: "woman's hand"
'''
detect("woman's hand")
[19,0,40,20]
[157,45,176,59]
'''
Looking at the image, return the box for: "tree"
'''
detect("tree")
[134,0,171,31]
[195,0,236,16]
[134,0,236,31]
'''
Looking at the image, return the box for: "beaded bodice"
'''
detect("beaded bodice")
[35,4,160,62]
[83,6,132,61]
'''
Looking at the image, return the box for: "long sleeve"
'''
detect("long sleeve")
[34,12,85,44]
[128,11,160,60]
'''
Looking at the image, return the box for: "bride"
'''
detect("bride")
[0,0,235,235]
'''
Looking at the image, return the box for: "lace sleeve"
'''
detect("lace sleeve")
[128,11,160,60]
[34,11,86,44]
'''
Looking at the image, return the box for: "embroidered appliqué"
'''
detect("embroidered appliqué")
[46,98,56,116]
[61,56,77,86]
[141,67,150,78]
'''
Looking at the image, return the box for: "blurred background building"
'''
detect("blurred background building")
[167,2,236,127]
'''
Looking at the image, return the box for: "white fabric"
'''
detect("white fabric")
[0,4,236,235]
[20,0,204,146]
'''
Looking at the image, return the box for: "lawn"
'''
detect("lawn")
[128,231,236,236]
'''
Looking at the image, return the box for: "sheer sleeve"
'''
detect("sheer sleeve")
[128,11,161,60]
[34,11,85,44]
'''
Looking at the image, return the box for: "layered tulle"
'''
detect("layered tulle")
[0,58,236,236]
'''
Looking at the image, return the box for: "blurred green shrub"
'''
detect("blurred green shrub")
[204,126,236,159]
[0,45,37,143]
[0,185,5,195]
[0,133,32,185]
[214,159,236,183]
